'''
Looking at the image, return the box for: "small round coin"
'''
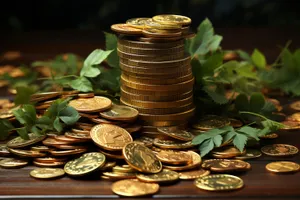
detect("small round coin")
[235,149,262,160]
[136,169,179,183]
[163,151,202,171]
[157,126,194,141]
[153,138,195,149]
[266,161,300,173]
[179,169,210,180]
[7,133,46,148]
[30,168,65,179]
[8,148,47,158]
[194,174,244,191]
[261,144,298,157]
[0,144,10,156]
[126,18,151,29]
[156,150,192,165]
[111,179,159,197]
[152,14,191,26]
[192,115,230,131]
[64,152,106,176]
[111,23,143,35]
[0,158,28,168]
[100,104,138,121]
[123,142,162,173]
[69,96,112,113]
[259,133,279,139]
[290,101,300,111]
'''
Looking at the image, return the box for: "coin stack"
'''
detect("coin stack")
[111,15,195,129]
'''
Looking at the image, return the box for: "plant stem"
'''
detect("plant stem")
[239,111,268,120]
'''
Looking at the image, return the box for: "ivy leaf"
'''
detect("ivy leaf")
[237,126,260,140]
[223,131,235,143]
[261,119,285,132]
[69,77,93,92]
[53,117,63,132]
[192,128,227,145]
[249,92,265,113]
[235,93,249,111]
[59,106,81,125]
[251,49,266,69]
[14,86,36,106]
[13,105,36,126]
[16,127,29,140]
[0,119,14,140]
[203,85,228,105]
[233,133,248,152]
[236,50,252,62]
[199,139,215,157]
[104,32,119,68]
[213,135,223,147]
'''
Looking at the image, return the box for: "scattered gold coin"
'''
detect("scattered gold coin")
[152,14,191,26]
[192,115,230,131]
[290,101,300,111]
[126,18,151,29]
[259,133,278,139]
[235,149,262,160]
[0,144,11,156]
[111,24,143,35]
[202,159,249,172]
[30,168,65,179]
[163,151,201,171]
[102,171,136,180]
[7,148,47,158]
[156,150,192,165]
[157,126,194,141]
[7,133,46,148]
[69,96,112,113]
[136,169,179,183]
[153,138,194,150]
[179,168,210,180]
[211,146,245,159]
[0,158,28,168]
[261,144,298,157]
[266,161,300,173]
[100,104,138,122]
[112,165,136,173]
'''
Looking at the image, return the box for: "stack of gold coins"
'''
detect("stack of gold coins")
[111,15,195,129]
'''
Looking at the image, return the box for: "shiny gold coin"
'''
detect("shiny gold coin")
[290,113,300,122]
[42,138,70,147]
[153,138,195,150]
[69,96,112,113]
[138,107,195,121]
[71,128,90,134]
[290,101,300,111]
[90,124,133,151]
[179,168,210,180]
[30,168,65,179]
[192,115,230,130]
[0,108,15,119]
[136,169,179,183]
[163,151,201,171]
[51,144,87,150]
[157,126,194,141]
[145,18,181,29]
[134,136,154,147]
[100,161,117,171]
[259,133,278,139]
[280,120,300,130]
[0,158,28,168]
[7,133,46,148]
[64,152,106,176]
[111,179,159,197]
[34,157,68,163]
[33,160,66,167]
[77,93,95,98]
[142,28,182,38]
[49,148,87,156]
[0,144,11,156]
[98,148,124,159]
[139,36,183,42]
[126,17,151,29]
[235,149,262,160]
[156,150,192,165]
[152,14,191,26]
[123,142,162,173]
[100,104,138,121]
[142,120,186,127]
[79,112,99,119]
[8,148,47,158]
[211,146,245,159]
[31,146,53,152]
[261,144,298,157]
[202,159,248,172]
[30,92,60,102]
[113,165,136,173]
[55,135,85,143]
[65,131,91,140]
[194,174,244,191]
[102,171,136,179]
[266,161,300,173]
[111,23,142,35]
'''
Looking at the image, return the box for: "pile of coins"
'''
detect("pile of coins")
[110,14,195,128]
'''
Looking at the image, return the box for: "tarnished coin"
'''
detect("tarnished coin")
[153,138,195,149]
[111,179,159,197]
[261,144,298,157]
[126,18,151,29]
[123,142,162,173]
[136,169,179,183]
[259,133,279,139]
[90,124,133,151]
[0,144,11,156]
[235,149,262,160]
[7,133,46,148]
[163,151,201,171]
[194,174,244,191]
[152,14,191,26]
[100,104,138,121]
[266,161,300,173]
[69,96,112,113]
[179,168,210,180]
[192,115,230,130]
[290,101,300,111]
[64,152,106,176]
[0,158,28,168]
[30,168,65,179]
[8,148,47,158]
[157,126,194,141]
[111,24,142,35]
[156,150,192,165]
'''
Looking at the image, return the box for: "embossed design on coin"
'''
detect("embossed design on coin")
[266,161,300,173]
[0,158,28,168]
[192,115,230,130]
[7,133,46,148]
[100,104,138,121]
[163,151,202,171]
[179,169,210,180]
[30,168,65,179]
[152,14,191,25]
[261,144,298,156]
[156,150,192,165]
[136,169,179,183]
[202,159,249,172]
[126,18,151,29]
[157,126,194,141]
[111,24,143,35]
[153,138,194,149]
[69,96,112,113]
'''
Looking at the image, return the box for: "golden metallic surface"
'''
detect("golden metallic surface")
[49,148,87,156]
[98,148,124,160]
[54,135,84,143]
[280,120,300,130]
[0,158,28,168]
[113,165,136,173]
[126,18,151,29]
[123,142,162,173]
[31,146,53,152]
[211,146,245,158]
[152,14,191,26]
[8,148,47,158]
[100,104,138,121]
[235,149,262,160]
[100,161,117,171]
[266,161,300,173]
[0,144,11,156]
[33,160,66,167]
[290,101,300,111]
[30,168,65,179]
[138,107,195,121]
[90,124,133,151]
[179,168,210,180]
[71,128,90,135]
[102,171,136,179]
[117,43,184,55]
[125,124,142,133]
[111,24,142,35]
[290,113,300,122]
[157,126,194,141]
[142,28,182,38]
[111,179,159,197]
[144,19,181,30]
[153,138,195,150]
[64,152,106,176]
[34,157,67,163]
[192,115,230,131]
[65,131,91,140]
[0,108,15,119]
[261,144,298,157]
[68,96,112,113]
[42,138,70,147]
[77,93,95,98]
[136,169,179,183]
[259,133,279,139]
[7,133,46,148]
[156,150,192,165]
[194,174,244,191]
[133,136,154,147]
[163,151,201,171]
[202,159,248,172]
[30,92,60,103]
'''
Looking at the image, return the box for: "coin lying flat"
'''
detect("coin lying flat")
[64,152,106,176]
[235,149,262,160]
[290,101,300,111]
[69,96,112,113]
[49,148,87,156]
[0,144,11,156]
[33,160,66,167]
[266,161,300,173]
[111,179,159,197]
[153,138,195,149]
[157,126,194,141]
[136,169,179,183]
[123,142,162,173]
[156,150,192,165]
[192,115,230,131]
[152,14,191,26]
[163,151,201,171]
[111,24,142,35]
[202,159,249,172]
[113,165,136,173]
[179,168,210,180]
[90,124,133,151]
[126,18,151,29]
[100,104,138,121]
[30,168,65,179]
[102,171,136,180]
[7,133,46,148]
[8,148,47,158]
[0,158,28,168]
[259,133,279,139]
[261,144,298,157]
[134,136,154,147]
[211,146,245,159]
[194,174,244,191]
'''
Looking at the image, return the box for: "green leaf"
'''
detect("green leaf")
[69,77,93,92]
[213,135,223,147]
[249,92,265,113]
[104,32,119,68]
[237,126,260,140]
[236,50,252,62]
[261,119,285,131]
[53,117,63,132]
[14,86,36,105]
[235,93,249,111]
[223,131,236,143]
[203,85,228,105]
[13,105,36,126]
[251,49,266,69]
[59,106,80,125]
[199,138,215,157]
[233,133,248,152]
[16,127,29,140]
[0,119,14,140]
[257,127,271,137]
[201,52,223,77]
[31,125,42,135]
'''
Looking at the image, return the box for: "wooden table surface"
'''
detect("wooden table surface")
[1,28,300,199]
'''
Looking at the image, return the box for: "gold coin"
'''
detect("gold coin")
[0,108,15,119]
[145,18,181,29]
[179,169,210,180]
[8,148,47,158]
[156,150,192,165]
[100,104,138,121]
[142,120,182,127]
[100,161,117,171]
[98,148,124,159]
[111,179,159,197]
[69,96,112,113]
[153,138,195,149]
[118,43,184,55]
[0,158,28,168]
[30,168,65,179]
[142,28,182,38]
[33,160,66,167]
[229,118,243,128]
[65,131,91,140]
[280,120,300,130]
[51,144,87,150]
[79,112,99,119]
[31,146,53,152]
[77,93,95,98]
[102,171,136,179]
[211,146,245,158]
[192,115,230,130]
[157,126,194,141]
[194,174,244,191]
[138,107,195,121]
[152,14,191,26]
[290,101,300,111]
[7,133,46,148]
[90,124,133,151]
[235,149,262,160]
[202,159,248,172]
[261,144,298,157]
[113,165,136,173]
[125,124,142,133]
[55,135,85,143]
[42,138,70,147]
[163,151,201,171]
[111,23,142,35]
[34,157,68,163]
[138,36,183,42]
[266,161,300,173]
[123,142,162,173]
[133,136,154,147]
[0,144,11,156]
[126,18,151,29]
[71,128,90,134]
[136,169,179,183]
[49,148,87,156]
[290,113,300,122]
[30,92,60,103]
[259,133,278,139]
[64,152,106,176]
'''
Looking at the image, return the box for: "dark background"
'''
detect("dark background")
[1,0,300,32]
